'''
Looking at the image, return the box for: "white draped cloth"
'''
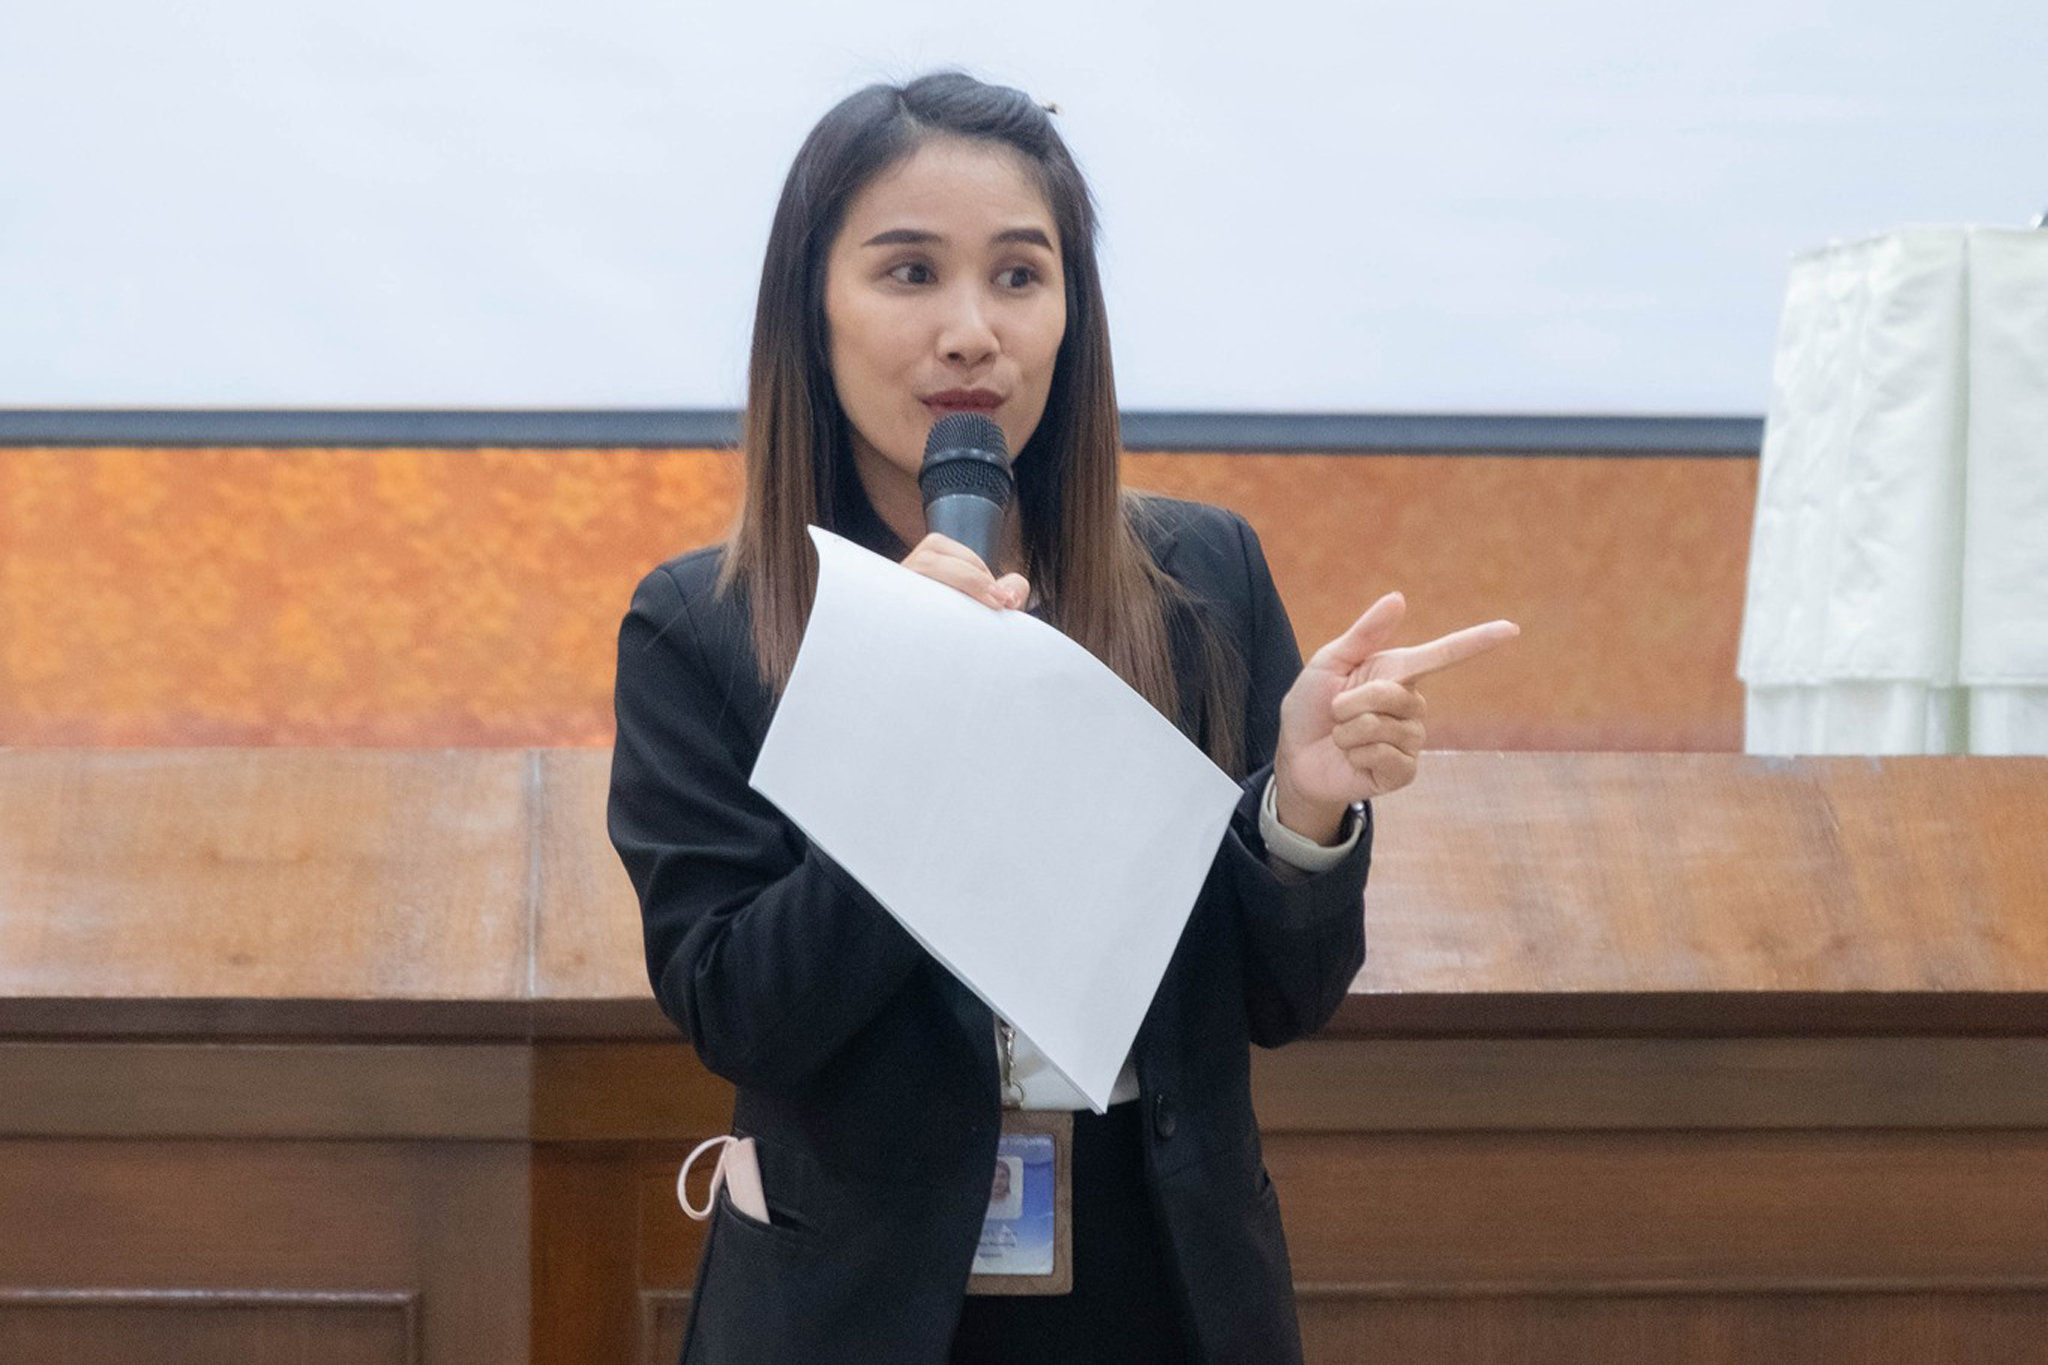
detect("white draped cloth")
[1740,226,2048,755]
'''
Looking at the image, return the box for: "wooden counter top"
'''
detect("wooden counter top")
[3,750,2043,1039]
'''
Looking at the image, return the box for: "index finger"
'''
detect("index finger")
[906,532,993,577]
[903,533,1022,609]
[1363,619,1521,684]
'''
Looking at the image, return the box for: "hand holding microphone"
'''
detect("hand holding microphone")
[901,414,1030,610]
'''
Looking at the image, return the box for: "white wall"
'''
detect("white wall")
[2,0,2041,412]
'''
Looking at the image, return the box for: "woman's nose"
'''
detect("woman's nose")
[936,287,998,367]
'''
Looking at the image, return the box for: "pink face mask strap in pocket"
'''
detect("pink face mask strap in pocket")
[677,1135,736,1221]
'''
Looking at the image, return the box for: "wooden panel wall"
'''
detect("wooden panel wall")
[0,1290,418,1365]
[566,1038,2048,1365]
[0,447,1753,750]
[0,1135,526,1365]
[1294,1286,2048,1365]
[8,1034,2041,1365]
[6,750,2046,1364]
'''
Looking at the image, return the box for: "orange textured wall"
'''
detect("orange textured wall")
[0,447,1753,749]
[1124,454,1755,751]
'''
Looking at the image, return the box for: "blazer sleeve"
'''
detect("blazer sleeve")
[608,563,927,1091]
[1210,513,1372,1048]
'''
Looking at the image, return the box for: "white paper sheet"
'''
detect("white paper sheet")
[750,528,1244,1111]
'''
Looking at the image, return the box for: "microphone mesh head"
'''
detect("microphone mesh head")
[919,414,1013,506]
[924,413,1009,462]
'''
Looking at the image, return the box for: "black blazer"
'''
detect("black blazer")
[609,496,1371,1364]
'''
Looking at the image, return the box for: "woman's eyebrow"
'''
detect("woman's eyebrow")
[858,226,1055,249]
[992,227,1054,250]
[860,228,940,247]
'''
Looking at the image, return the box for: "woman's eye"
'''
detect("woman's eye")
[997,266,1038,289]
[888,262,935,285]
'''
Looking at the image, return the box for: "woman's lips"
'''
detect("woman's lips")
[922,391,1002,416]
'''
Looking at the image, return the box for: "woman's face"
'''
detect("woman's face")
[824,136,1068,510]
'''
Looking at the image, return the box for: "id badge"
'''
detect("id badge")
[965,1109,1073,1295]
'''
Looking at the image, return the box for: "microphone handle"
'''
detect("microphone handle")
[926,494,1005,574]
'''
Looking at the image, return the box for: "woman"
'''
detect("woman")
[610,71,1509,1365]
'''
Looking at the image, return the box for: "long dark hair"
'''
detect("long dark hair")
[723,71,1246,773]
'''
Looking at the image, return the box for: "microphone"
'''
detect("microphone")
[919,413,1014,573]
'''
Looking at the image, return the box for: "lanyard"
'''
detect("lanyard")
[998,1020,1026,1110]
[975,1022,1075,1295]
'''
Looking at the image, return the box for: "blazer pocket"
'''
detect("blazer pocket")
[681,1184,828,1364]
[713,1178,820,1247]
